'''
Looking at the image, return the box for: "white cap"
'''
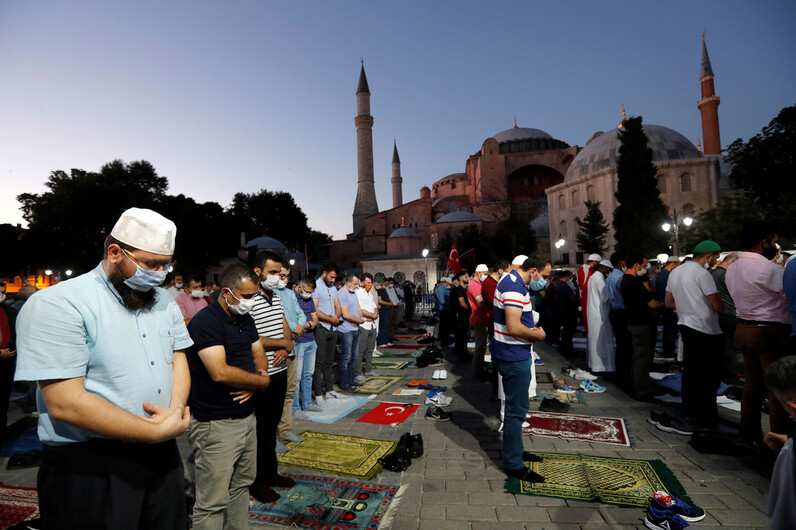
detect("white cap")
[587,253,602,262]
[110,207,177,255]
[599,259,613,269]
[512,255,528,266]
[440,277,451,283]
[475,264,488,273]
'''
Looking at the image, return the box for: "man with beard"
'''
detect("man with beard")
[586,260,615,374]
[451,271,471,357]
[14,208,192,529]
[578,254,601,334]
[313,263,342,400]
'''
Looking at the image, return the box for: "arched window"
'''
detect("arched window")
[560,220,568,239]
[394,272,406,284]
[658,176,668,193]
[680,173,692,192]
[586,185,596,201]
[682,203,696,217]
[572,189,580,206]
[431,233,439,248]
[558,194,566,210]
[449,203,457,212]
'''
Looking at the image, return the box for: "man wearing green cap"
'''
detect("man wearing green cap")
[665,240,725,430]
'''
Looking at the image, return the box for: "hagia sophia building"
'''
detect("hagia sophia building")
[329,36,731,289]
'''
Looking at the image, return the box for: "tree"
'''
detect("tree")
[612,116,670,257]
[679,196,762,251]
[726,104,796,238]
[575,200,609,255]
[491,214,537,260]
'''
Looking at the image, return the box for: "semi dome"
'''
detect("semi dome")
[493,127,553,143]
[388,227,419,238]
[436,211,481,224]
[530,215,550,237]
[565,124,701,182]
[245,236,286,250]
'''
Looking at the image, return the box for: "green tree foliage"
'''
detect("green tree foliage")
[726,104,796,238]
[679,196,762,251]
[436,216,538,272]
[612,116,670,257]
[492,214,538,260]
[575,200,609,255]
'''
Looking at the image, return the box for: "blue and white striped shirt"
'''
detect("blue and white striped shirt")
[491,270,534,361]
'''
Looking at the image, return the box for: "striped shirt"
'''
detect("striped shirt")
[251,291,287,375]
[491,269,534,361]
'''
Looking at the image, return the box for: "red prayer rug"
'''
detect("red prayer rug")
[0,483,39,529]
[393,335,423,340]
[356,402,420,426]
[522,412,630,446]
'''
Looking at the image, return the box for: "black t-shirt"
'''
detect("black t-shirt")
[620,274,653,326]
[450,284,470,318]
[555,281,577,315]
[376,287,390,312]
[186,302,260,421]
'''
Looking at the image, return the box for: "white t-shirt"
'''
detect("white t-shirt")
[665,261,721,335]
[355,287,377,330]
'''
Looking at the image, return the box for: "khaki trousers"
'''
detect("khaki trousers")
[277,355,298,438]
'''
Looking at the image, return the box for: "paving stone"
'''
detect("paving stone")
[446,479,491,492]
[421,478,446,491]
[709,509,771,526]
[418,521,470,530]
[390,516,420,530]
[548,506,606,523]
[444,504,497,521]
[466,491,518,506]
[421,491,467,505]
[419,505,446,520]
[494,505,551,522]
[424,468,466,480]
[598,507,646,525]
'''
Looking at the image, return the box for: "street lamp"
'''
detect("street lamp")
[44,269,53,276]
[554,236,566,249]
[421,249,429,296]
[65,270,73,277]
[661,210,694,257]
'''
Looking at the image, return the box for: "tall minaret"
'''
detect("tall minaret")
[352,61,378,236]
[391,140,403,208]
[698,33,721,155]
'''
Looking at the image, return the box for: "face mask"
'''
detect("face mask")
[121,251,168,292]
[277,279,288,289]
[191,289,204,298]
[365,285,372,292]
[348,285,356,293]
[703,262,711,270]
[261,274,280,291]
[637,268,647,277]
[0,294,5,304]
[174,282,183,289]
[226,290,255,315]
[528,272,546,291]
[621,266,627,272]
[300,290,312,300]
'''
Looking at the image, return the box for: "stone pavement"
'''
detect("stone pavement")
[0,330,775,529]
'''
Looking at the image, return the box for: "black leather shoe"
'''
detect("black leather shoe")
[408,433,424,458]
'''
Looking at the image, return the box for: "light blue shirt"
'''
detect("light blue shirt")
[275,286,307,352]
[605,268,625,310]
[14,263,193,445]
[313,278,338,330]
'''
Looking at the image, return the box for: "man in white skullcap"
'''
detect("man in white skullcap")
[587,260,615,373]
[578,253,602,334]
[15,207,193,529]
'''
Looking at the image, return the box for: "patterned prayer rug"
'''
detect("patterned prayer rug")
[372,360,412,370]
[376,350,421,358]
[505,452,691,508]
[341,376,404,395]
[277,431,395,480]
[531,390,586,404]
[356,402,420,426]
[393,335,423,340]
[0,484,39,529]
[304,395,371,424]
[522,412,630,446]
[249,474,404,529]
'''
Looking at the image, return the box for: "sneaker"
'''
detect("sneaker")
[432,370,441,380]
[365,371,380,377]
[351,380,364,387]
[427,357,444,367]
[426,392,452,407]
[326,391,341,398]
[293,410,309,420]
[648,410,693,436]
[437,369,447,379]
[304,404,323,412]
[649,490,705,522]
[425,406,451,421]
[644,505,690,530]
[280,432,304,443]
[555,385,577,394]
[373,349,383,357]
[534,359,545,366]
[568,368,598,381]
[355,375,367,383]
[579,380,606,393]
[539,397,571,413]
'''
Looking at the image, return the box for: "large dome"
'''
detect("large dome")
[436,211,481,224]
[565,124,701,182]
[388,227,419,238]
[493,127,553,143]
[245,236,286,250]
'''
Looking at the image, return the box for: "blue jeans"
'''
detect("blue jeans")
[293,340,317,411]
[492,355,531,471]
[337,329,360,389]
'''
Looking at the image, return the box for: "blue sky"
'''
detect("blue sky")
[1,1,794,241]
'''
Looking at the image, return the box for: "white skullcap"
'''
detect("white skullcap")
[440,277,451,283]
[512,255,528,266]
[475,264,488,273]
[111,207,177,255]
[599,260,613,269]
[587,253,602,262]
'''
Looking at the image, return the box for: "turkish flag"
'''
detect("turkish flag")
[448,242,461,274]
[356,402,420,426]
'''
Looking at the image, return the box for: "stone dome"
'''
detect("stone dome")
[388,227,419,238]
[436,211,481,224]
[244,236,286,250]
[493,127,554,143]
[565,124,701,182]
[530,215,550,237]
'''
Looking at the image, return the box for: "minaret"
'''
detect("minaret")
[391,140,403,208]
[352,61,379,236]
[698,33,721,155]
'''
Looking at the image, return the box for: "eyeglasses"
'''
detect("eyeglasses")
[121,248,176,273]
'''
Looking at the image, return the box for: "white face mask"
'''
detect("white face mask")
[261,274,280,291]
[637,268,647,277]
[0,294,5,304]
[191,289,204,298]
[300,289,312,300]
[174,282,183,289]
[277,279,288,289]
[226,290,255,315]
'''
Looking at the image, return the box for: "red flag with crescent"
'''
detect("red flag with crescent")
[448,242,461,274]
[356,402,420,426]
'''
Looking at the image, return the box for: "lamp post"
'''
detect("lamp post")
[661,210,693,257]
[422,249,429,296]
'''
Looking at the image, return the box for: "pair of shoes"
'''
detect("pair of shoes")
[648,410,693,436]
[339,386,355,391]
[304,404,323,412]
[250,483,281,503]
[579,380,606,393]
[644,490,705,529]
[425,406,451,421]
[270,474,297,489]
[567,367,598,381]
[354,374,368,383]
[280,432,304,443]
[534,358,545,366]
[378,435,414,472]
[555,385,577,394]
[505,466,545,483]
[373,349,383,357]
[425,391,452,407]
[293,410,309,420]
[6,450,41,469]
[275,441,290,454]
[326,391,341,398]
[432,369,447,380]
[398,432,424,458]
[351,380,364,387]
[365,371,380,377]
[522,451,543,462]
[539,397,570,413]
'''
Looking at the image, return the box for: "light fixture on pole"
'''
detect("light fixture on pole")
[661,209,694,257]
[554,235,566,249]
[65,270,73,277]
[422,248,429,295]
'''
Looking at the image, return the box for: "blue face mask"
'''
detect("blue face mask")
[121,249,168,292]
[530,278,547,291]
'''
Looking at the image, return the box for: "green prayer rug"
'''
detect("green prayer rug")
[376,350,421,358]
[372,360,412,370]
[341,376,404,395]
[505,452,691,508]
[277,431,396,480]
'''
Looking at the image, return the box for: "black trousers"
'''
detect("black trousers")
[312,326,337,397]
[38,439,185,530]
[253,370,287,488]
[454,312,470,356]
[680,325,723,428]
[610,309,632,391]
[0,357,15,437]
[661,308,679,358]
[439,310,453,344]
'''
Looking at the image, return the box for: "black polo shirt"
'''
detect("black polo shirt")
[186,302,260,421]
[620,274,653,326]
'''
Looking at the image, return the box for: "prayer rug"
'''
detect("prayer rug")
[249,474,404,529]
[304,395,371,424]
[531,391,585,404]
[393,335,423,340]
[381,344,424,350]
[535,372,555,384]
[1,428,42,457]
[0,484,39,529]
[505,452,691,508]
[406,379,429,387]
[392,388,423,396]
[376,350,421,358]
[341,376,404,395]
[522,412,630,446]
[356,402,420,426]
[277,431,395,480]
[372,360,412,370]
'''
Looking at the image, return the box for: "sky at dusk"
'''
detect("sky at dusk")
[1,1,794,241]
